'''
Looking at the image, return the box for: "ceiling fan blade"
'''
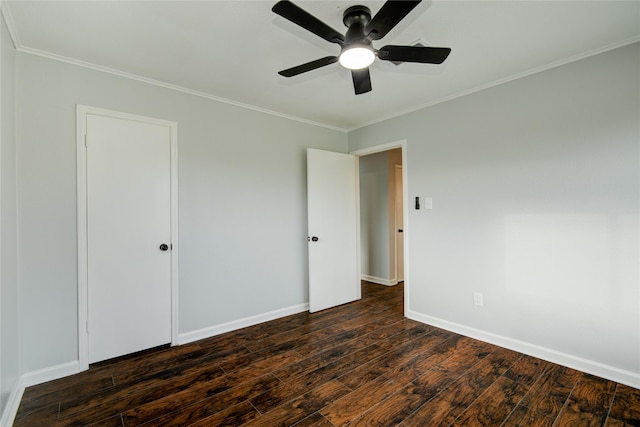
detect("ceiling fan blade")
[352,68,372,95]
[378,45,451,64]
[365,1,422,41]
[272,1,345,45]
[278,56,339,77]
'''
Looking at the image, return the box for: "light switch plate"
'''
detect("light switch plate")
[424,197,433,209]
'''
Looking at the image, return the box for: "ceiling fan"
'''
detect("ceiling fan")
[272,0,451,95]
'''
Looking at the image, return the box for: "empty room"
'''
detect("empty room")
[1,1,639,426]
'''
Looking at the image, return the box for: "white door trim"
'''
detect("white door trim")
[394,164,404,283]
[350,140,409,315]
[76,105,179,370]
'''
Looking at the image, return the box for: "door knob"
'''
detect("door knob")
[159,244,169,251]
[398,229,403,233]
[308,236,319,242]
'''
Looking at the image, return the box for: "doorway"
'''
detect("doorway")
[351,140,408,312]
[76,105,179,368]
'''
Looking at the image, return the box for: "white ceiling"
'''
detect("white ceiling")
[4,1,639,130]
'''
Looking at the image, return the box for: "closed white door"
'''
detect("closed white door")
[307,148,360,313]
[87,114,172,363]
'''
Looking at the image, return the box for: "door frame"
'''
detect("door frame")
[394,164,404,283]
[350,140,409,315]
[76,105,179,370]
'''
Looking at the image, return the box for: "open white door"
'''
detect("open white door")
[307,148,360,313]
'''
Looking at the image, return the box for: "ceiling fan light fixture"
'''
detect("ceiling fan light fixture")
[339,46,375,70]
[272,0,452,94]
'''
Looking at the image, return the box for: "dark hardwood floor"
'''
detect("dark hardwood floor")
[14,282,640,426]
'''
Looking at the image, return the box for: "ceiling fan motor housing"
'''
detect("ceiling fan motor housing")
[343,5,372,45]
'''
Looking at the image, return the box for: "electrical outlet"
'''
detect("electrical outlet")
[473,292,484,307]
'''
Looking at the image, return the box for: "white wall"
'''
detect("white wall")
[349,43,640,385]
[0,8,19,421]
[16,52,347,373]
[8,19,639,398]
[359,151,390,282]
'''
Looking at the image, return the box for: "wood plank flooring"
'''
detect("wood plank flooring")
[14,282,640,426]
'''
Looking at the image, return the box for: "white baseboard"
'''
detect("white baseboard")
[1,304,311,426]
[1,377,24,427]
[178,303,309,345]
[362,275,397,286]
[407,309,640,389]
[1,360,83,427]
[21,360,83,388]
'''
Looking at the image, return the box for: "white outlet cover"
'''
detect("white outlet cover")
[473,292,484,307]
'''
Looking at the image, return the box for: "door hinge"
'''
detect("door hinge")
[86,320,89,333]
[84,133,88,148]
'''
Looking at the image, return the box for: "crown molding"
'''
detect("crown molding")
[19,45,348,132]
[3,0,638,134]
[1,0,347,133]
[347,36,640,132]
[0,0,20,49]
